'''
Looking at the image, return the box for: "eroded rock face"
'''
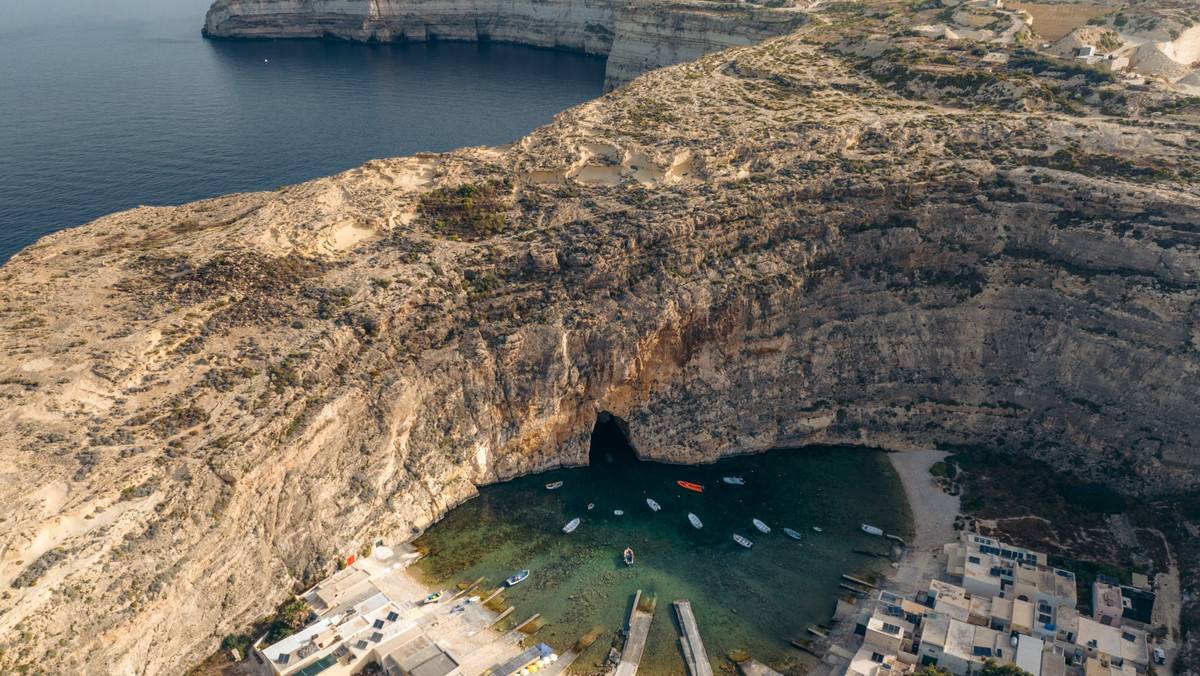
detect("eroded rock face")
[202,0,800,90]
[2,19,1200,676]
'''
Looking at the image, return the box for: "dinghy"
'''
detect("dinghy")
[624,548,634,566]
[587,503,594,510]
[563,518,580,534]
[677,480,704,493]
[545,481,563,490]
[506,570,530,586]
[784,528,802,540]
[733,534,753,548]
[722,476,745,485]
[688,512,703,529]
[424,591,443,604]
[646,498,661,512]
[861,524,883,536]
[753,519,771,534]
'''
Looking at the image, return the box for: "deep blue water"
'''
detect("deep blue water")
[0,3,606,264]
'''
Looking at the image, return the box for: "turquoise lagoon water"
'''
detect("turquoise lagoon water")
[413,424,914,674]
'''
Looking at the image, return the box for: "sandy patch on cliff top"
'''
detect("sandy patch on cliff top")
[324,220,375,252]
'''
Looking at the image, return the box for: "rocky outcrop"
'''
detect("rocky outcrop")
[3,14,1200,676]
[202,0,801,90]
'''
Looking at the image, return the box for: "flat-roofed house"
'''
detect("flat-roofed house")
[921,617,1012,676]
[968,596,993,628]
[866,614,910,654]
[930,580,971,623]
[990,596,1013,633]
[1015,634,1044,676]
[1077,616,1136,671]
[1093,581,1123,627]
[1011,598,1035,636]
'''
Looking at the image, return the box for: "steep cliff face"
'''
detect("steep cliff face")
[3,17,1200,676]
[202,0,800,89]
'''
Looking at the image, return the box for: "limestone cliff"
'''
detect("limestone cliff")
[3,9,1200,676]
[202,0,801,90]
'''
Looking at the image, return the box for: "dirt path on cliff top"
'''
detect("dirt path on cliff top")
[889,449,959,550]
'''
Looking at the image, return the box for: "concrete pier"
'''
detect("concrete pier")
[614,590,656,676]
[673,600,713,676]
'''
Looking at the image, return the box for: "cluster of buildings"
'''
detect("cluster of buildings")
[246,545,558,676]
[848,533,1161,676]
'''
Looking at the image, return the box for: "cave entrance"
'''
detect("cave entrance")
[588,412,639,480]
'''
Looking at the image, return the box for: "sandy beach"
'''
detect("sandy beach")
[885,449,960,596]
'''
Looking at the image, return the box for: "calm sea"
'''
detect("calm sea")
[0,2,605,265]
[414,422,914,674]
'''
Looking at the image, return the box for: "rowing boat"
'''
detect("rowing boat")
[688,512,703,529]
[506,569,530,586]
[424,591,443,604]
[753,519,771,534]
[784,528,802,540]
[545,481,563,490]
[563,518,580,534]
[733,534,753,548]
[677,480,704,493]
[861,524,883,536]
[624,548,634,566]
[646,498,661,512]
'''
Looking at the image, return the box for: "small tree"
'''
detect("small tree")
[980,659,1035,676]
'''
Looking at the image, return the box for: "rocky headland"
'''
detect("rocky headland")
[203,0,803,90]
[4,1,1200,674]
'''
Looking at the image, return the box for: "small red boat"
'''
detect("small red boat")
[677,481,704,493]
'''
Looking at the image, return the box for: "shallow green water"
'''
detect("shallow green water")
[413,437,913,675]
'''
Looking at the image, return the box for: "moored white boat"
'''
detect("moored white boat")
[688,512,703,529]
[506,569,530,586]
[861,523,883,536]
[545,481,563,490]
[733,534,753,548]
[784,528,802,540]
[812,526,823,532]
[563,518,580,534]
[722,476,745,485]
[646,498,661,512]
[614,509,624,516]
[753,519,771,534]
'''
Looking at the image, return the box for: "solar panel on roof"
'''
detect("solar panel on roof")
[370,631,383,643]
[374,619,385,629]
[356,640,369,650]
[387,611,399,622]
[277,653,291,665]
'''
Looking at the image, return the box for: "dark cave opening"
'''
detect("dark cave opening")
[588,412,640,480]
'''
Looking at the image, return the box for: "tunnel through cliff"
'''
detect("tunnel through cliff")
[588,412,641,482]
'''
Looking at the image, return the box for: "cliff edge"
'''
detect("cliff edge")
[202,0,802,90]
[4,6,1200,675]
